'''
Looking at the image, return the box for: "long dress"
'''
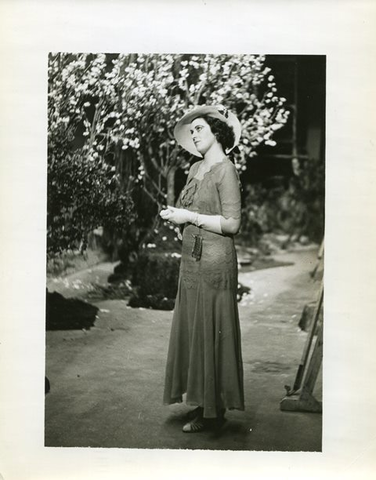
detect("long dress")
[163,157,245,419]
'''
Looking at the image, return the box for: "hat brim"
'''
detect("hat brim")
[174,105,241,157]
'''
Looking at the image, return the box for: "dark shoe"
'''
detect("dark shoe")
[186,406,203,421]
[212,409,226,430]
[217,408,226,420]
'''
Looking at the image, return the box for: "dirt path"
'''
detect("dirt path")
[45,248,322,451]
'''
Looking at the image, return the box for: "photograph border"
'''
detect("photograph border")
[1,1,376,479]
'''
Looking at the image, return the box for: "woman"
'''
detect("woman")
[160,105,244,433]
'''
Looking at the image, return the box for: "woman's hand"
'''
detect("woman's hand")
[159,206,194,225]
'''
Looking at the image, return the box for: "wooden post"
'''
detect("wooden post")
[292,283,323,392]
[280,281,323,413]
[311,239,324,279]
[303,322,323,395]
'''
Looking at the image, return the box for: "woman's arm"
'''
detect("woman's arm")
[159,162,242,235]
[159,208,240,235]
[216,161,242,234]
[220,215,241,235]
[189,212,240,235]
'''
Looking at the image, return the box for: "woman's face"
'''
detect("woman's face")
[190,117,217,156]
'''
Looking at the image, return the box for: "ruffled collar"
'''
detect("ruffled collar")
[180,158,230,208]
[193,158,228,181]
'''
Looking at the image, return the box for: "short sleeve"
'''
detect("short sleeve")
[216,162,242,219]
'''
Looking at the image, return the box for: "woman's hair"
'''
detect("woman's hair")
[199,115,235,153]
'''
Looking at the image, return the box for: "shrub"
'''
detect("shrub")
[241,157,325,245]
[129,250,181,310]
[128,293,176,311]
[46,291,98,330]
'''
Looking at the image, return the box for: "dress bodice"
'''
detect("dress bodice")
[177,158,242,220]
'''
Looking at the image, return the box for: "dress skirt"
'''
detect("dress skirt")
[163,223,245,418]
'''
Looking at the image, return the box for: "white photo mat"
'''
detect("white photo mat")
[1,1,375,479]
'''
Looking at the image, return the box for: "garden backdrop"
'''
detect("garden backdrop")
[46,53,325,316]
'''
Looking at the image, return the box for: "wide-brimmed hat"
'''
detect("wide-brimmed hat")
[174,105,241,157]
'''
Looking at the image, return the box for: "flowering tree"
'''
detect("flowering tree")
[105,54,289,206]
[47,53,135,256]
[48,53,289,255]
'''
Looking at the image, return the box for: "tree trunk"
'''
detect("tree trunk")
[166,168,176,206]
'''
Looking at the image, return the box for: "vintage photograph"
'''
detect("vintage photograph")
[45,53,325,450]
[2,0,376,477]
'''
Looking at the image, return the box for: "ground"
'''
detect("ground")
[45,247,322,451]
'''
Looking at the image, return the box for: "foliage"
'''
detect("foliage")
[241,182,287,237]
[289,156,325,242]
[84,280,133,301]
[47,150,135,255]
[128,293,176,311]
[47,53,135,256]
[122,223,181,310]
[129,251,181,310]
[241,157,325,243]
[46,247,106,277]
[99,53,290,206]
[48,52,290,258]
